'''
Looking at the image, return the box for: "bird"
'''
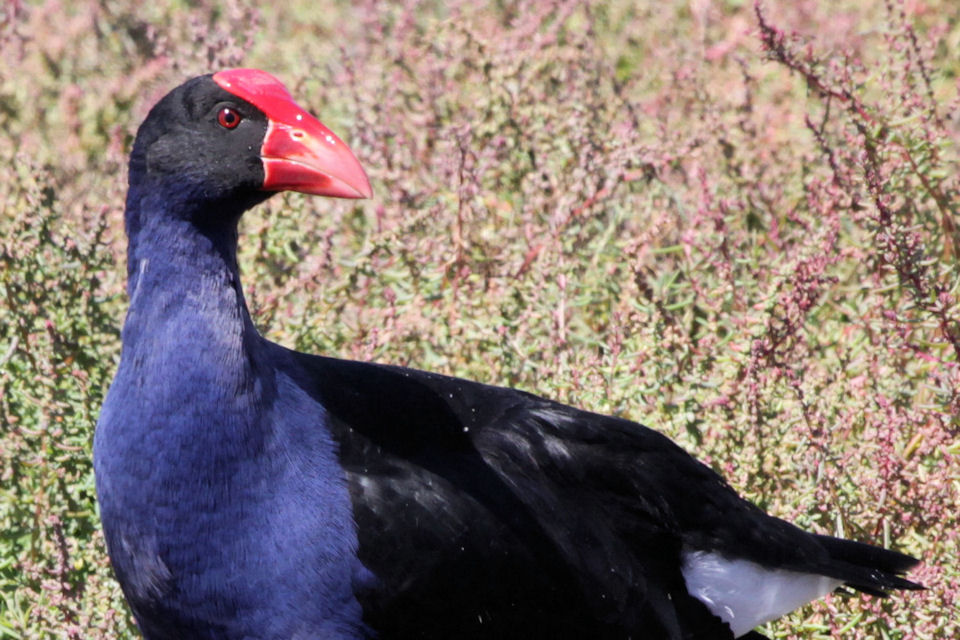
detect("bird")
[93,68,921,640]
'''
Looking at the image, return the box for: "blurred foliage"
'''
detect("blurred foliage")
[1,0,958,637]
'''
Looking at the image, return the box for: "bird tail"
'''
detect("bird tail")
[813,534,923,596]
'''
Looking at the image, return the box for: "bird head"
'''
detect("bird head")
[127,68,371,226]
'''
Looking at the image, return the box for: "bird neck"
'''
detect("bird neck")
[120,191,260,387]
[125,184,245,282]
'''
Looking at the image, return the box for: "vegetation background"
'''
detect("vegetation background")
[1,0,957,637]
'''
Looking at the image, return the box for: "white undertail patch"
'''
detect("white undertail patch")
[681,549,843,638]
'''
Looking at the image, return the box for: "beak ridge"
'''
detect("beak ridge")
[261,119,373,199]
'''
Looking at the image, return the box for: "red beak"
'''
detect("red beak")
[212,69,373,200]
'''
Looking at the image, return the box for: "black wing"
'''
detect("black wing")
[292,354,745,639]
[292,353,918,639]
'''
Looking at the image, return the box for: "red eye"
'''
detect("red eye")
[217,107,241,129]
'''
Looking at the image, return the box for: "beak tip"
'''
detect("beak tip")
[341,160,373,199]
[331,165,372,200]
[357,178,373,200]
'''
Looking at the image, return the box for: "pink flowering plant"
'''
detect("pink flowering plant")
[1,0,956,637]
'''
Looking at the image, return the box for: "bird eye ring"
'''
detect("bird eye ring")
[217,107,242,129]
